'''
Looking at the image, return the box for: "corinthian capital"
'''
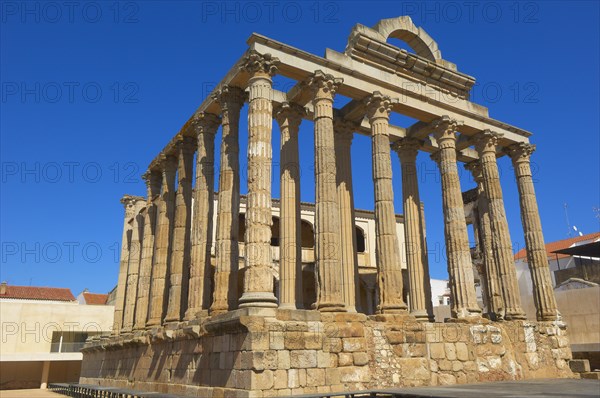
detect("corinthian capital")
[308,70,343,101]
[211,85,246,110]
[174,133,196,153]
[189,112,221,135]
[430,116,463,142]
[506,142,536,163]
[242,50,279,77]
[274,102,306,127]
[392,137,422,161]
[364,91,397,121]
[474,130,503,155]
[142,169,162,201]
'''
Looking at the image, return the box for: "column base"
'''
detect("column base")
[238,292,278,308]
[410,309,430,321]
[377,303,408,314]
[316,301,347,312]
[145,318,162,328]
[504,311,528,321]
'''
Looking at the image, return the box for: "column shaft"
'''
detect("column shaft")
[134,171,161,330]
[185,113,220,320]
[309,71,345,312]
[239,52,279,308]
[507,143,560,321]
[122,206,145,331]
[334,120,360,313]
[419,203,434,319]
[146,156,177,327]
[394,138,431,320]
[276,102,304,309]
[366,93,407,314]
[211,86,245,315]
[113,196,136,335]
[466,161,505,320]
[431,117,481,319]
[165,136,195,323]
[475,131,526,320]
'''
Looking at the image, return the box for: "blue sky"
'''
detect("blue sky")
[1,1,599,295]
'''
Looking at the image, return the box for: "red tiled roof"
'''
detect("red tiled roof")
[0,285,76,301]
[83,292,108,305]
[514,232,600,261]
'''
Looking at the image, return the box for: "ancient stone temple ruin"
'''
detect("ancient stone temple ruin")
[81,17,573,396]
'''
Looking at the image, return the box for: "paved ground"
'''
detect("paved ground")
[1,379,598,398]
[380,379,600,398]
[0,390,63,398]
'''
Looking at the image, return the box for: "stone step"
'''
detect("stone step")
[581,372,600,380]
[570,359,591,373]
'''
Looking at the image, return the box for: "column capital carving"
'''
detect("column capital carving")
[506,142,536,163]
[120,194,144,212]
[142,169,162,201]
[159,153,178,172]
[430,116,463,143]
[242,50,279,77]
[464,160,483,182]
[175,134,196,154]
[392,137,422,161]
[333,118,357,144]
[274,102,306,127]
[308,70,343,101]
[474,130,503,155]
[364,91,397,121]
[212,85,247,110]
[189,112,221,135]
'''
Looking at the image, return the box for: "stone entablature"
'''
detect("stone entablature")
[82,16,573,395]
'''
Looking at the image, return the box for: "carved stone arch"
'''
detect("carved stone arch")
[373,16,442,62]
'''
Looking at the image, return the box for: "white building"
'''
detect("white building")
[0,283,113,390]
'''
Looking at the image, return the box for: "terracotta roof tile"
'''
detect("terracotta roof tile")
[0,285,76,301]
[514,232,600,261]
[83,292,108,305]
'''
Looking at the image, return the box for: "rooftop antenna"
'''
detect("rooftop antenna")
[564,203,572,237]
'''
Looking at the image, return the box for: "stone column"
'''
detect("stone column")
[507,143,560,321]
[365,92,407,314]
[465,161,504,320]
[419,203,435,319]
[334,119,360,313]
[165,135,196,323]
[239,51,279,309]
[112,196,137,335]
[393,137,431,321]
[122,203,145,332]
[146,155,177,327]
[134,170,162,330]
[185,113,220,320]
[210,86,245,315]
[474,131,526,320]
[275,102,305,310]
[430,116,481,319]
[308,70,345,312]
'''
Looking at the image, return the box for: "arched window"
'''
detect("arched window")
[301,220,315,248]
[355,226,366,253]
